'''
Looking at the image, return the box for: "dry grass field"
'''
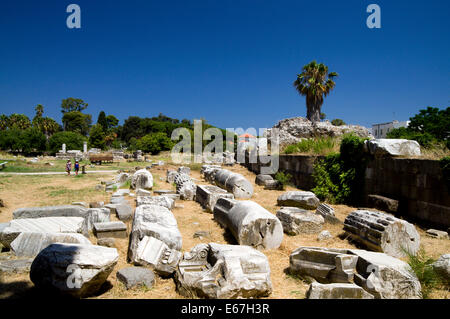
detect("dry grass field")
[0,158,449,299]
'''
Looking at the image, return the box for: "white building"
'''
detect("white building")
[372,120,410,139]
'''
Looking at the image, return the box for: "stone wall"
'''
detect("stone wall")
[241,153,449,229]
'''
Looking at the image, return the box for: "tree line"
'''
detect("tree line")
[0,97,229,155]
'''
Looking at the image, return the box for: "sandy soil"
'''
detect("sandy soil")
[0,162,449,299]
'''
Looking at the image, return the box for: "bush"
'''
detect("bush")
[331,119,346,126]
[387,127,436,148]
[274,171,292,190]
[48,131,86,154]
[312,135,369,205]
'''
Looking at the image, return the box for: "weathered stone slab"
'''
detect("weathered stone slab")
[175,243,272,299]
[196,185,234,213]
[115,203,133,221]
[307,282,374,299]
[13,205,89,220]
[112,189,130,197]
[426,229,449,239]
[0,217,88,248]
[367,194,399,213]
[277,191,320,210]
[117,266,155,289]
[255,174,273,186]
[131,169,153,190]
[97,237,115,248]
[316,203,341,224]
[10,232,92,257]
[290,247,359,283]
[94,221,127,239]
[276,207,324,235]
[128,204,182,264]
[344,210,420,258]
[213,198,283,249]
[263,180,283,190]
[366,139,421,157]
[134,236,182,276]
[86,208,111,231]
[0,258,33,273]
[110,196,127,204]
[136,195,175,210]
[30,243,119,298]
[136,189,152,197]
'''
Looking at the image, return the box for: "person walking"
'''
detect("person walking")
[74,160,80,176]
[66,160,72,176]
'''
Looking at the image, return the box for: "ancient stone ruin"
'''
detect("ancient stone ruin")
[213,198,283,249]
[175,243,272,299]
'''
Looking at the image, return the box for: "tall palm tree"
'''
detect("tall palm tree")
[293,61,338,123]
[35,104,44,118]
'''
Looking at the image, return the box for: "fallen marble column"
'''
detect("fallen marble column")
[128,204,182,275]
[175,243,272,299]
[0,217,89,248]
[30,243,119,298]
[343,210,420,258]
[174,173,196,200]
[10,232,92,257]
[213,198,283,249]
[212,169,254,199]
[94,221,127,239]
[195,185,234,213]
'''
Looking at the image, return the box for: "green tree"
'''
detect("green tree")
[48,131,86,154]
[0,115,9,130]
[0,128,46,154]
[136,132,174,154]
[62,111,92,136]
[8,113,31,130]
[106,115,119,130]
[34,104,44,119]
[89,124,106,150]
[293,61,338,123]
[97,111,108,132]
[331,119,346,126]
[61,98,88,113]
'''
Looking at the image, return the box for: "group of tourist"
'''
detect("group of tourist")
[65,160,80,176]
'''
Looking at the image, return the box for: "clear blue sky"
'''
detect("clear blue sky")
[0,0,449,130]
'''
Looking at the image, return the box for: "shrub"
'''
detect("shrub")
[282,137,338,155]
[0,128,46,154]
[404,248,442,299]
[312,135,369,205]
[331,119,346,126]
[48,131,86,154]
[274,171,292,190]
